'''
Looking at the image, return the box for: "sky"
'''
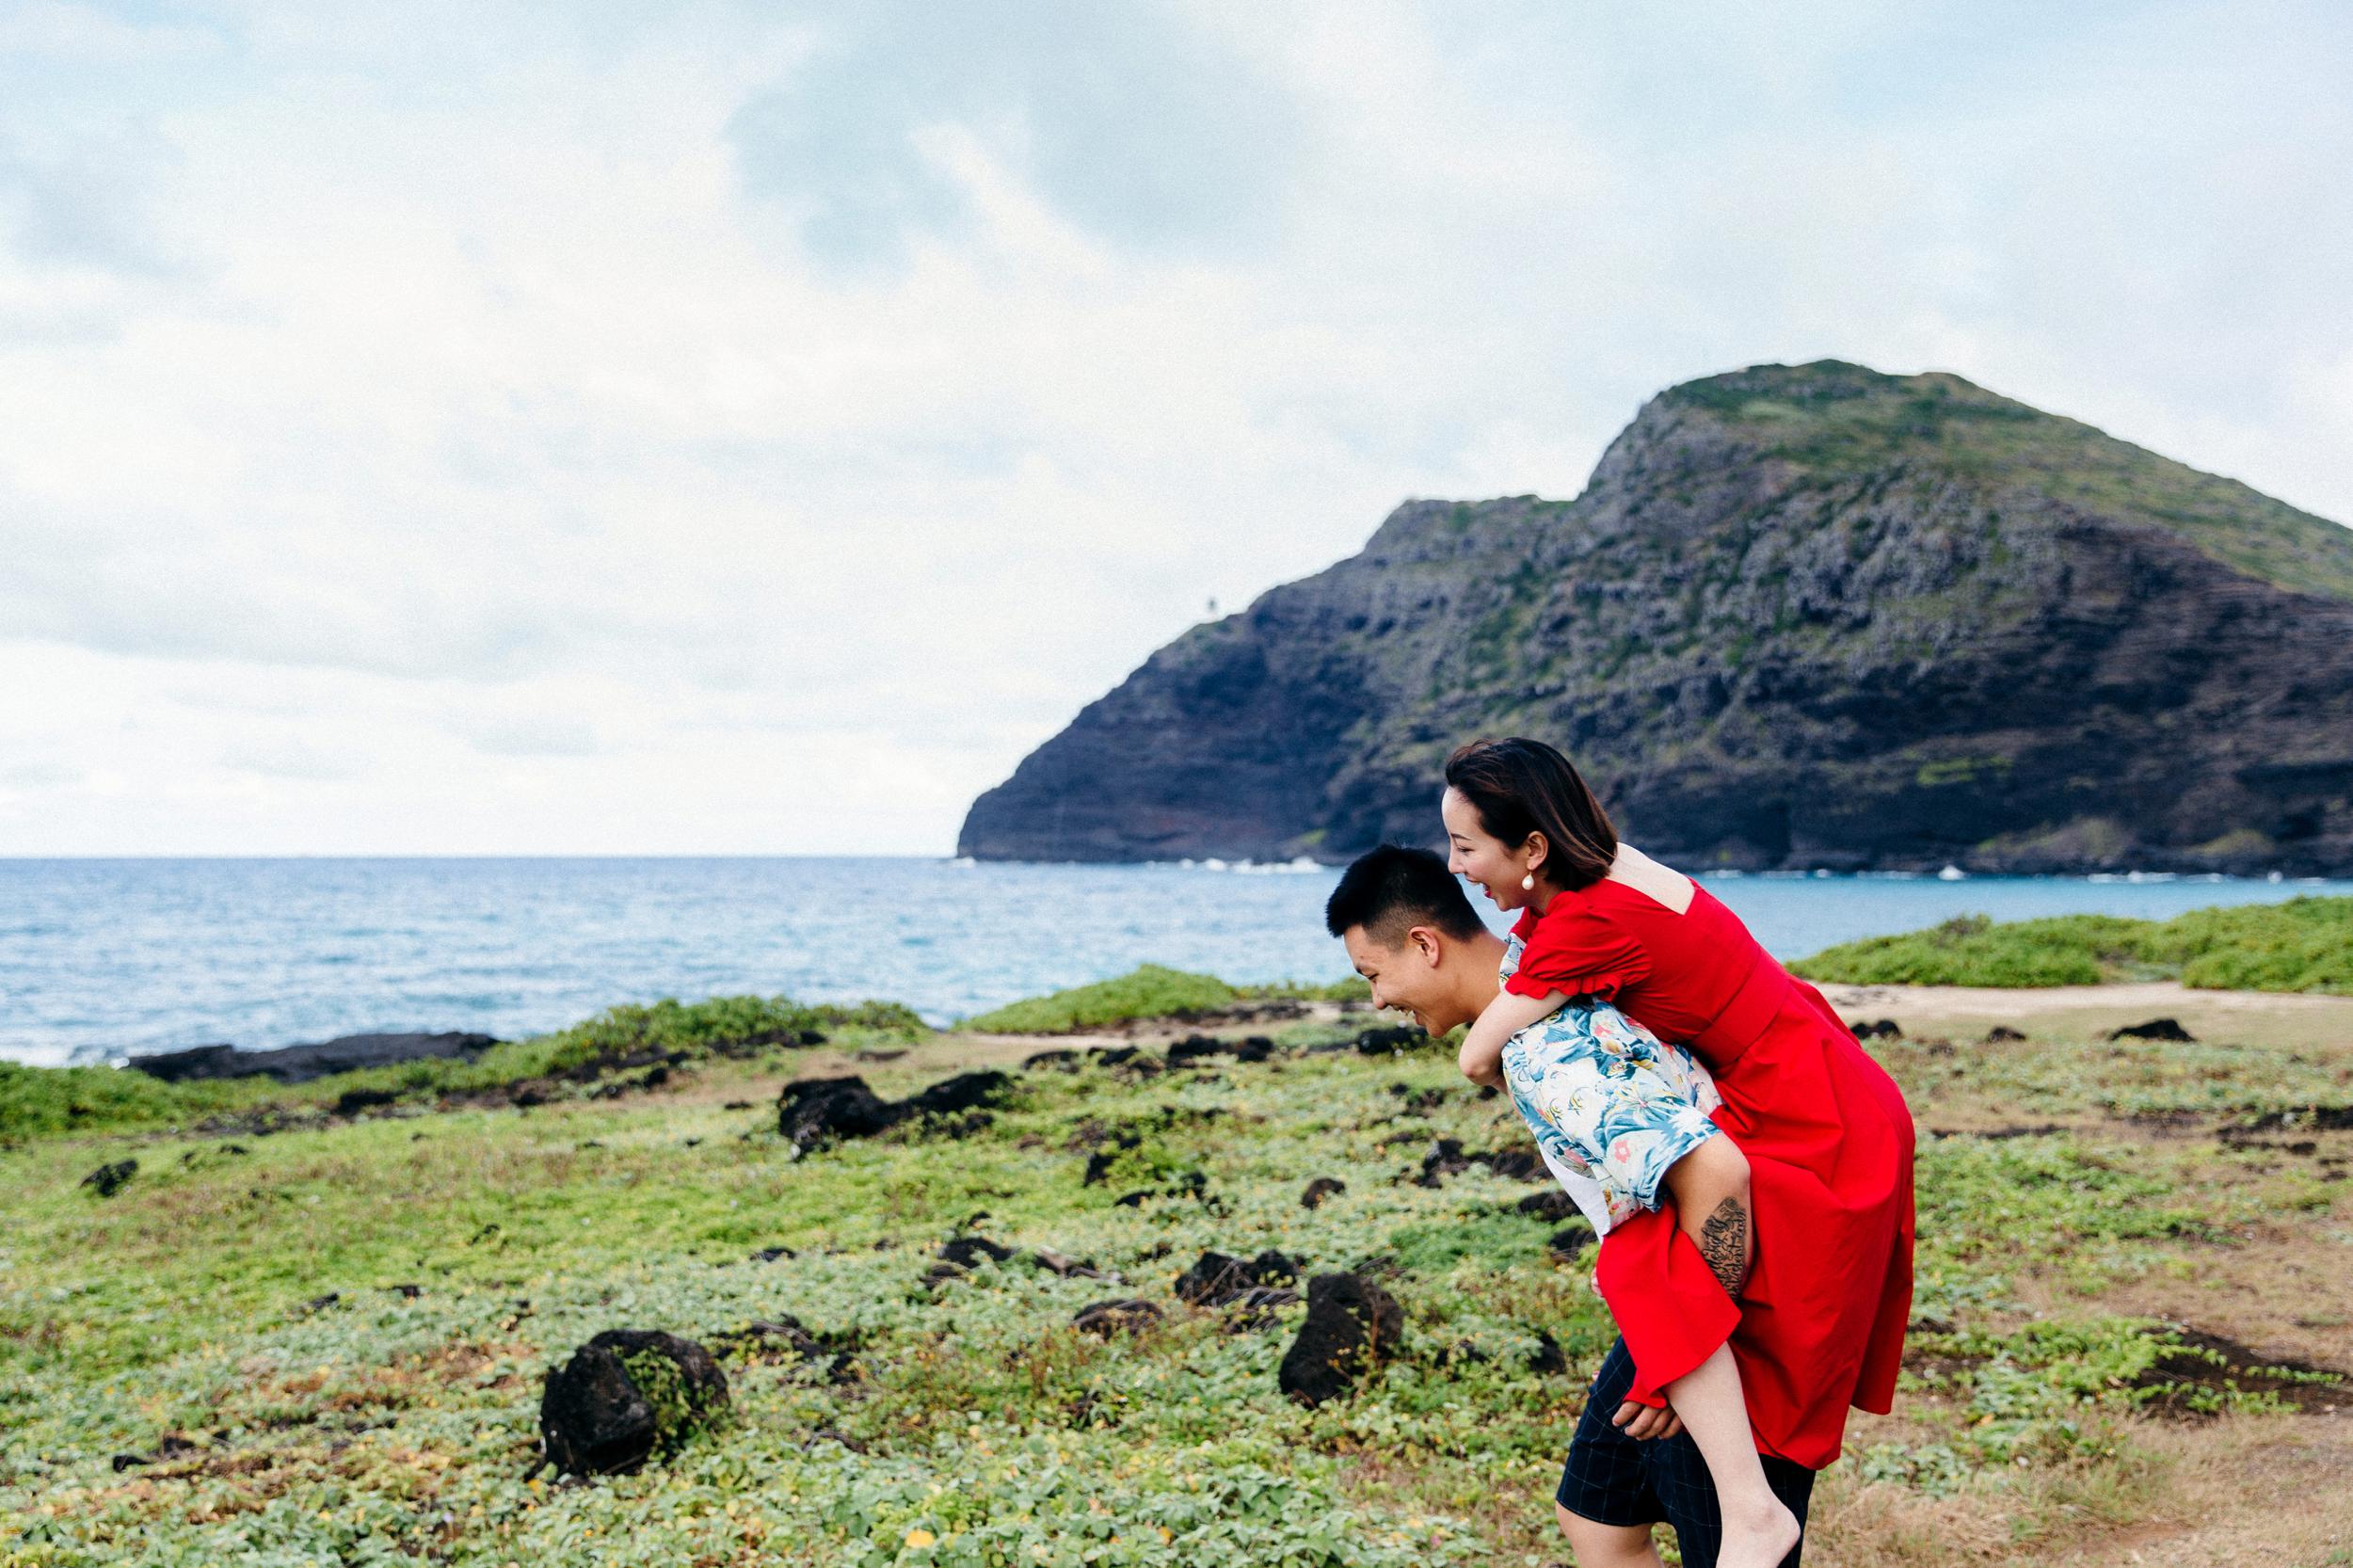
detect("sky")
[3,0,2349,856]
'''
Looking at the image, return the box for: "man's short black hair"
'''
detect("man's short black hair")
[1324,845,1486,945]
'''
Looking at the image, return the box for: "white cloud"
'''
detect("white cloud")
[1,0,2347,853]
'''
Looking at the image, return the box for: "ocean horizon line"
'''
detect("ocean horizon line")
[2,853,2345,888]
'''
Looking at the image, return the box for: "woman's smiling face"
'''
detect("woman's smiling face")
[1442,785,1535,912]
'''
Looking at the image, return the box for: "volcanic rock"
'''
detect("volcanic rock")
[936,1235,1016,1272]
[777,1070,1014,1149]
[1516,1189,1579,1223]
[538,1330,728,1477]
[1175,1249,1302,1308]
[1415,1138,1547,1187]
[1548,1220,1598,1257]
[777,1077,900,1148]
[1301,1176,1348,1209]
[1032,1247,1109,1279]
[1277,1272,1405,1406]
[903,1070,1014,1119]
[80,1160,137,1197]
[1072,1299,1162,1337]
[128,1032,500,1085]
[2108,1017,2197,1043]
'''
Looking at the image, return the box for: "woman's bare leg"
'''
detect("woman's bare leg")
[1660,1344,1801,1568]
[1557,1504,1663,1567]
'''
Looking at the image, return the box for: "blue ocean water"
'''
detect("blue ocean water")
[1,857,2345,1068]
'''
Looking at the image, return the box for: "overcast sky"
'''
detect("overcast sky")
[4,0,2348,856]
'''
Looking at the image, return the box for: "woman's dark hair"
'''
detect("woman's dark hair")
[1443,737,1617,891]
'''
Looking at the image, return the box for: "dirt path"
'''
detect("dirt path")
[1817,980,2353,1050]
[2051,1413,2353,1567]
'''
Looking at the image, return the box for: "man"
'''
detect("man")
[1326,844,1836,1568]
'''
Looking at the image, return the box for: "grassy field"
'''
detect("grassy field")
[3,982,2350,1566]
[1791,897,2353,993]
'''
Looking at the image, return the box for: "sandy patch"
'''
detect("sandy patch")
[1819,981,2353,1050]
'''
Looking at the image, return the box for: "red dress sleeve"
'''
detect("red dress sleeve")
[1503,897,1651,1003]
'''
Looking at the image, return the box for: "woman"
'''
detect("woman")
[1443,736,1915,1568]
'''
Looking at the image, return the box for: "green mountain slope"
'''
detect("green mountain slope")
[963,361,2353,873]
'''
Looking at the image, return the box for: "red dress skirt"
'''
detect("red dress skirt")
[1505,879,1915,1468]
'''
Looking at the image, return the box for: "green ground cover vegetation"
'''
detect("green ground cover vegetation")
[3,968,2347,1565]
[958,967,1369,1035]
[1789,896,2353,992]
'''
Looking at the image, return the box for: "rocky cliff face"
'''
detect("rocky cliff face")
[960,361,2353,874]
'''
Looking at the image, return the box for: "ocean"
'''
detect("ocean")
[3,856,2345,1069]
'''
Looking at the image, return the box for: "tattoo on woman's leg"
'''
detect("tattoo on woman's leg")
[1699,1196,1750,1296]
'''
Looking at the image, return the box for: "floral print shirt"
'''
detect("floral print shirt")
[1497,931,1723,1237]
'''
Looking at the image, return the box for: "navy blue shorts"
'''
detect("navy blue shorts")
[1557,1337,1816,1568]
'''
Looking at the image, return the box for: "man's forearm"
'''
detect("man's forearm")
[1458,989,1561,1084]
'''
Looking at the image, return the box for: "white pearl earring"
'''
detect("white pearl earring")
[1520,872,1535,891]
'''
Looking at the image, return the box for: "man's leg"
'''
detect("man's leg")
[1557,1505,1662,1567]
[1558,1341,1669,1564]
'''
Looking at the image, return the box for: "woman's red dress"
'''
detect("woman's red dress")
[1505,878,1915,1469]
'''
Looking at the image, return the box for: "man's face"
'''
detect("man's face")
[1342,923,1465,1035]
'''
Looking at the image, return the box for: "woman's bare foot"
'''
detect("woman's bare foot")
[1717,1494,1801,1568]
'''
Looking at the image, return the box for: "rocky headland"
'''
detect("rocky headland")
[960,360,2353,874]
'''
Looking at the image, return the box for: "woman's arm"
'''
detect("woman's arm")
[1458,987,1567,1087]
[1661,1133,1753,1298]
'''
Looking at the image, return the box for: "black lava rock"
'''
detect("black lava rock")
[1415,1139,1547,1187]
[1353,1025,1429,1056]
[80,1160,137,1197]
[1175,1249,1302,1308]
[904,1070,1014,1119]
[2108,1017,2197,1042]
[936,1235,1016,1271]
[1032,1247,1107,1279]
[1072,1299,1162,1336]
[1301,1176,1348,1209]
[128,1032,500,1085]
[1022,1048,1083,1071]
[1277,1272,1405,1406]
[777,1077,900,1149]
[1547,1220,1597,1257]
[776,1068,1015,1150]
[1516,1189,1578,1223]
[1222,1285,1303,1331]
[1849,1019,1902,1040]
[538,1330,729,1478]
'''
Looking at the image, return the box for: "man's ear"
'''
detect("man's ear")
[1407,925,1444,967]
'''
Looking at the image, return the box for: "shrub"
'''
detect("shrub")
[962,965,1238,1033]
[1791,897,2352,993]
